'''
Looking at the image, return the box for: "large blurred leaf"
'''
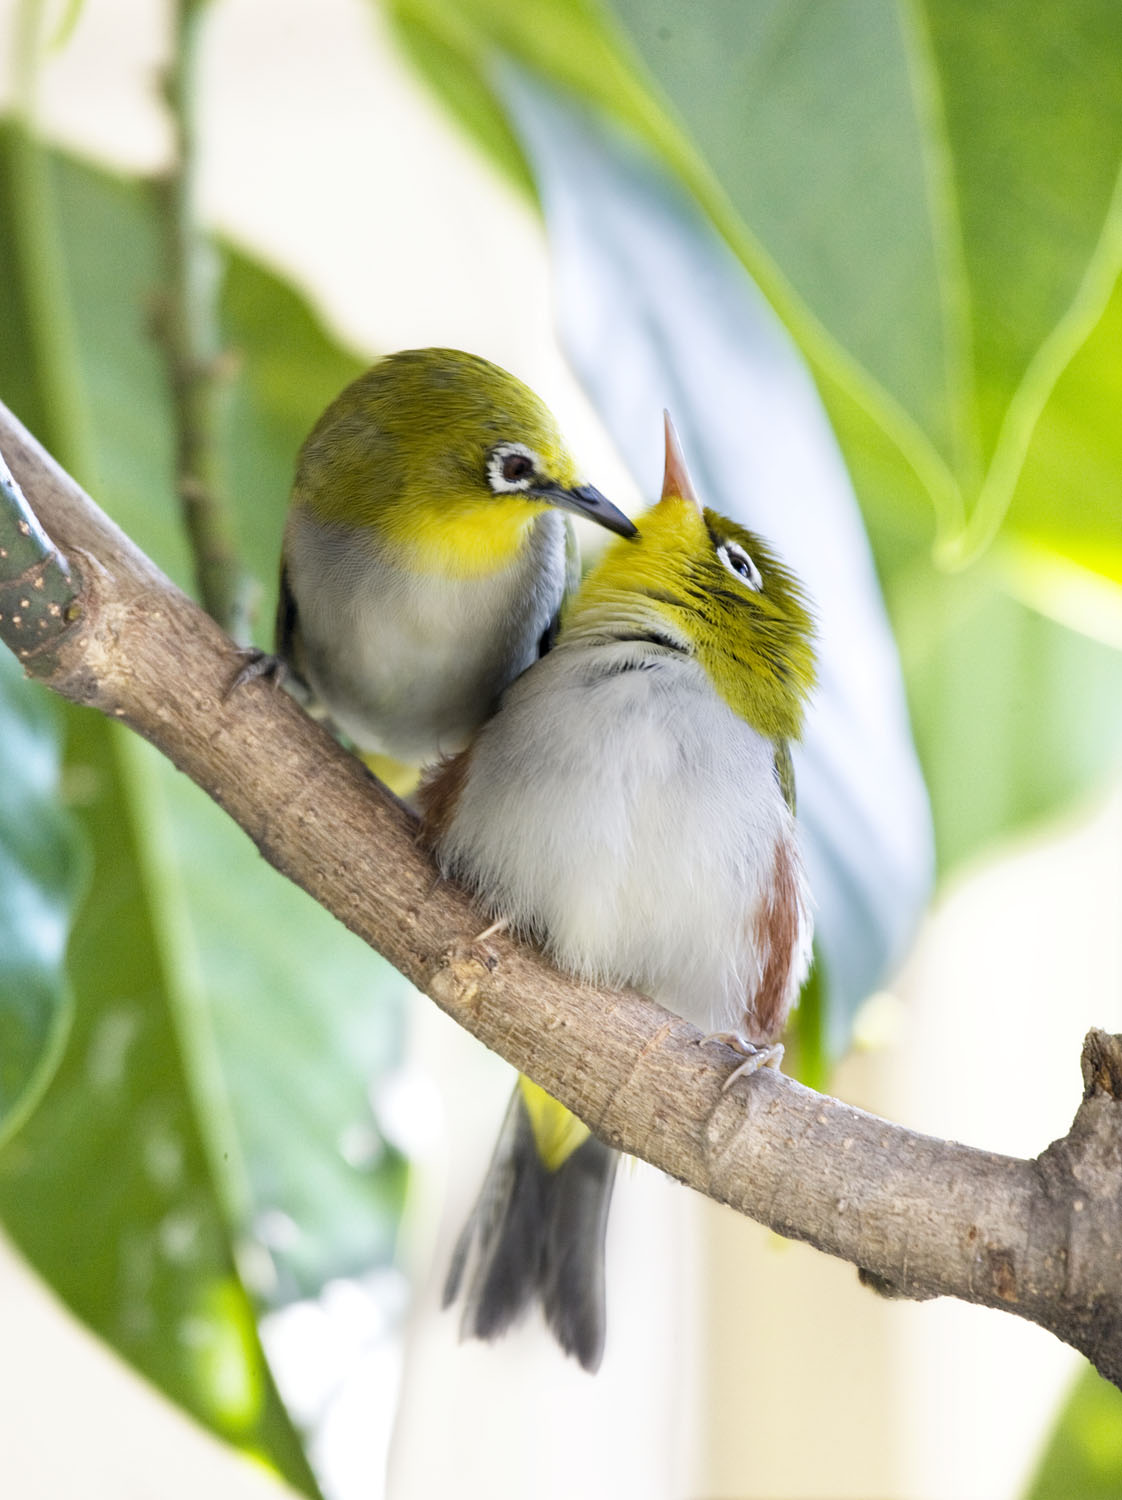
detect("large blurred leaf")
[610,0,1122,498]
[386,0,1122,581]
[1025,1367,1122,1500]
[919,0,1122,474]
[1005,268,1122,586]
[886,558,1122,873]
[143,739,411,1302]
[607,0,954,465]
[500,73,934,1050]
[0,648,81,1145]
[44,143,407,1295]
[0,119,101,1157]
[0,707,318,1492]
[0,122,406,1469]
[820,350,1122,877]
[218,247,367,640]
[0,125,52,448]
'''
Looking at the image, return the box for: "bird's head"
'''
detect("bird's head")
[569,415,816,740]
[292,348,634,574]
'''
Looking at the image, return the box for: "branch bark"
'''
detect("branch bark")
[2,398,1121,1388]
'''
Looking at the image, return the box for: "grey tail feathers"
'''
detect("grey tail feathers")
[443,1089,618,1373]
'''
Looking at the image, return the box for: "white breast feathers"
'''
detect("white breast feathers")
[430,638,812,1039]
[284,509,568,762]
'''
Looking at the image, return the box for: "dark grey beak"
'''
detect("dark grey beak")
[531,482,637,538]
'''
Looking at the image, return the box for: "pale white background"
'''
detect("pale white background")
[0,2,1120,1498]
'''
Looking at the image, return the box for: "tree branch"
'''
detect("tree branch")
[2,398,1120,1388]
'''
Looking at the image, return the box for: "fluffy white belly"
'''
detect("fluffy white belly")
[434,643,812,1036]
[285,511,567,763]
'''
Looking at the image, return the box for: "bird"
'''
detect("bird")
[419,414,817,1371]
[242,348,635,792]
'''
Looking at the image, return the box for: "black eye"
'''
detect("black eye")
[488,442,543,494]
[502,452,535,483]
[717,541,763,591]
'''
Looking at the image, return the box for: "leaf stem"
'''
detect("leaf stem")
[154,0,252,641]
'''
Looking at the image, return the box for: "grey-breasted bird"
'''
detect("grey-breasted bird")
[262,348,634,791]
[420,417,817,1370]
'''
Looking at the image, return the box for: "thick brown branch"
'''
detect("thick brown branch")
[2,399,1121,1387]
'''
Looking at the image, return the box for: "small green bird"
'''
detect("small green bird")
[266,348,635,790]
[421,416,817,1371]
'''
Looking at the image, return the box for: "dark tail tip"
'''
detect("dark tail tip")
[541,1135,618,1371]
[445,1089,618,1372]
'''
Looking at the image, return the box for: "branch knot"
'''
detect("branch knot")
[1081,1029,1122,1101]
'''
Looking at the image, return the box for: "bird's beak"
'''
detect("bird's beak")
[661,412,703,516]
[531,481,638,538]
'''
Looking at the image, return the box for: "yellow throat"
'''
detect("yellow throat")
[380,495,545,579]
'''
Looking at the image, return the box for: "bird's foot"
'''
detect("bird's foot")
[700,1031,785,1092]
[227,647,287,699]
[475,916,510,945]
[468,915,510,970]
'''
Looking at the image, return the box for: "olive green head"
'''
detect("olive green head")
[572,417,816,740]
[291,348,633,574]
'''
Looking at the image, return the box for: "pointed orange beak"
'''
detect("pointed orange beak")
[661,412,703,514]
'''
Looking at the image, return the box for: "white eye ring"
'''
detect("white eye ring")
[488,441,540,493]
[717,540,763,591]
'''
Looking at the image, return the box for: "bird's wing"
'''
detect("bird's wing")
[274,561,312,696]
[773,739,797,816]
[748,831,806,1042]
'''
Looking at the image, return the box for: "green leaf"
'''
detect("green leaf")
[41,145,408,1295]
[922,0,1122,470]
[141,736,411,1301]
[49,148,192,584]
[890,558,1122,873]
[218,247,367,641]
[0,121,93,475]
[824,374,1122,874]
[0,121,408,1479]
[0,127,48,441]
[609,0,1122,482]
[0,121,86,1150]
[384,0,1122,578]
[0,708,319,1494]
[603,0,1122,569]
[607,0,957,467]
[0,649,81,1145]
[1025,1367,1122,1500]
[1006,269,1122,588]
